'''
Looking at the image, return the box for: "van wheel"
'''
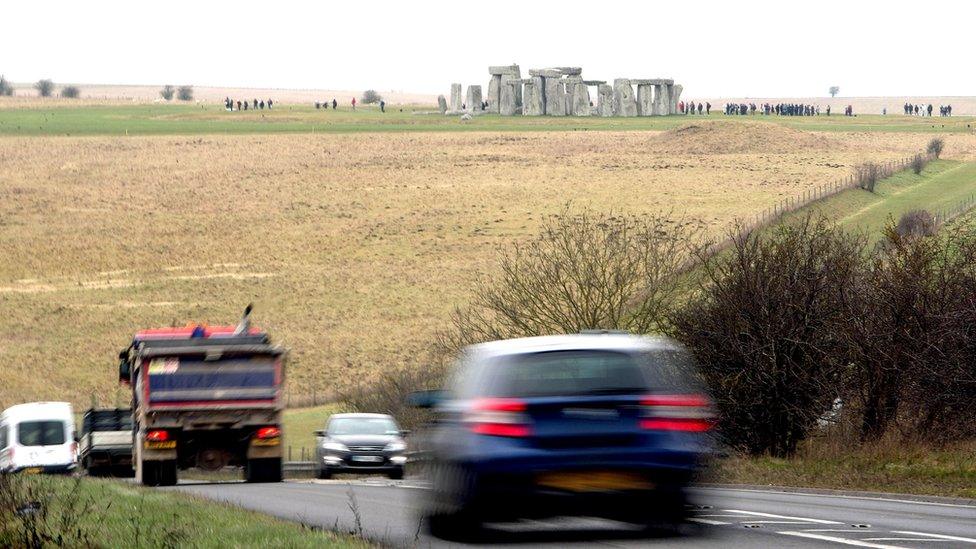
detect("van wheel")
[245,458,282,483]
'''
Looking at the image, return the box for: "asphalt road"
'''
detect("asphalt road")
[172,479,976,548]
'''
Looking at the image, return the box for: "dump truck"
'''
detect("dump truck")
[79,407,134,477]
[118,306,287,486]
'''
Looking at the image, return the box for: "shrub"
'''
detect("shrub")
[0,75,12,97]
[361,89,382,104]
[854,162,880,193]
[895,210,938,238]
[160,85,175,101]
[911,153,927,175]
[442,210,699,353]
[927,138,945,159]
[34,79,54,97]
[176,85,194,101]
[60,85,80,99]
[669,215,866,457]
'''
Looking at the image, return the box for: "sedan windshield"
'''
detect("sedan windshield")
[328,417,398,436]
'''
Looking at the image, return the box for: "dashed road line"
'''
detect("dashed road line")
[725,509,843,524]
[892,531,976,544]
[779,531,904,549]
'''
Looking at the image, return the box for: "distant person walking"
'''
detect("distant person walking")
[253,99,258,109]
[380,100,385,113]
[332,98,338,110]
[260,100,265,109]
[268,99,273,110]
[351,97,357,111]
[237,100,242,111]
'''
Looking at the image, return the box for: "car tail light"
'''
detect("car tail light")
[640,394,714,432]
[466,398,532,437]
[255,426,281,439]
[146,429,170,442]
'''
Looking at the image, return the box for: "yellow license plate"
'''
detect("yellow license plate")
[536,471,653,492]
[20,467,43,475]
[144,441,176,450]
[252,437,280,447]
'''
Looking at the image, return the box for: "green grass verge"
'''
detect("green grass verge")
[0,476,368,547]
[712,441,976,499]
[283,404,342,461]
[0,104,974,136]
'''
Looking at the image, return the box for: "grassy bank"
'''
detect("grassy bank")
[0,103,974,136]
[0,476,367,548]
[713,440,976,499]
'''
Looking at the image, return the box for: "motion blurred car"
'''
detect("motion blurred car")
[314,413,407,479]
[410,333,713,540]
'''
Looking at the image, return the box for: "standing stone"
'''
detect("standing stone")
[635,82,654,116]
[487,74,502,113]
[500,80,520,116]
[670,84,682,115]
[651,84,666,115]
[523,80,542,116]
[437,95,448,114]
[450,83,462,112]
[531,75,546,114]
[465,85,483,113]
[545,77,566,116]
[570,80,591,116]
[612,79,637,117]
[597,84,613,117]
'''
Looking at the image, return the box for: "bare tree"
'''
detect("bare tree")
[854,162,880,193]
[927,137,945,159]
[35,79,54,97]
[441,210,699,353]
[177,85,194,101]
[669,215,866,457]
[361,90,382,104]
[829,86,840,98]
[60,86,80,99]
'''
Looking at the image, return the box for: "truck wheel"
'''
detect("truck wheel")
[139,460,161,486]
[159,460,178,486]
[245,458,282,483]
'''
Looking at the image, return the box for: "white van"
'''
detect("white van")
[0,402,77,474]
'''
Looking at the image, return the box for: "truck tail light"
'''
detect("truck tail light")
[466,398,532,437]
[255,426,280,439]
[640,394,714,432]
[146,429,170,442]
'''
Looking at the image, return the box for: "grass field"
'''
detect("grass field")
[0,476,366,547]
[1,106,976,408]
[1,103,976,136]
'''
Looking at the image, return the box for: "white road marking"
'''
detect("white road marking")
[863,538,948,542]
[779,531,905,549]
[804,529,876,533]
[688,518,729,525]
[695,514,754,518]
[893,531,976,543]
[725,509,843,524]
[741,520,819,524]
[711,487,976,509]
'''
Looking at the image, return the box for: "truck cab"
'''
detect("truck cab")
[119,312,287,486]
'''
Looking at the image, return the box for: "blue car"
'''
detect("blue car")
[411,333,713,540]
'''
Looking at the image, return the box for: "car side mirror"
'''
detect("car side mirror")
[313,430,326,437]
[399,429,411,437]
[118,354,131,384]
[407,389,447,409]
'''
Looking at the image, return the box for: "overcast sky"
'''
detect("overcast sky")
[5,0,972,98]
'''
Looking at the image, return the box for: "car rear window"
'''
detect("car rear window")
[18,421,66,446]
[481,350,649,397]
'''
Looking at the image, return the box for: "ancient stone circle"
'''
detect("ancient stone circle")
[439,64,682,117]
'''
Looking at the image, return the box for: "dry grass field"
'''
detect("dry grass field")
[1,121,973,407]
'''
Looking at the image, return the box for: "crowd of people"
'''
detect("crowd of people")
[903,103,953,117]
[679,101,711,114]
[720,102,842,116]
[224,97,274,111]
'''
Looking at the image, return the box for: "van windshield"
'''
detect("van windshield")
[18,421,66,446]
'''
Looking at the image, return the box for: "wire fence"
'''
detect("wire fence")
[934,193,976,225]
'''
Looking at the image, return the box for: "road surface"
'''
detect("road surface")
[172,479,976,547]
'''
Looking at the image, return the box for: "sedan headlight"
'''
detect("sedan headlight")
[322,441,348,452]
[384,441,406,452]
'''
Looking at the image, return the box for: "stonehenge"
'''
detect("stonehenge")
[445,65,681,117]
